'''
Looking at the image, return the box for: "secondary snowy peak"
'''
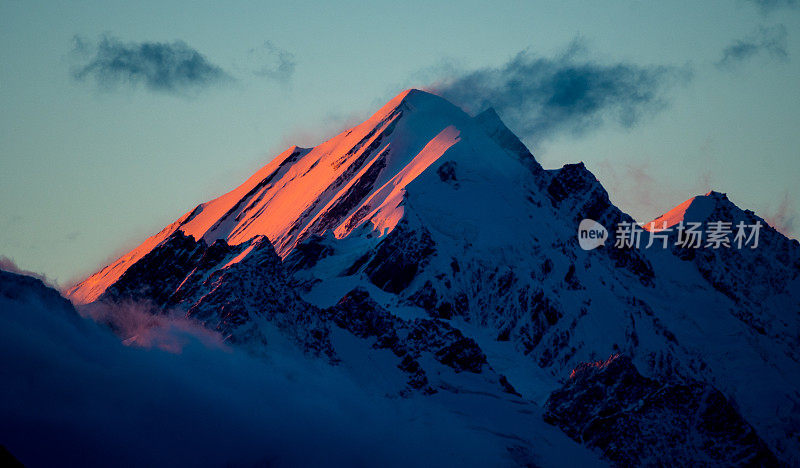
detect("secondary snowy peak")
[646,191,735,229]
[67,89,539,304]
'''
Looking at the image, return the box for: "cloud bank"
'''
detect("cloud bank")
[0,256,55,288]
[717,25,789,68]
[71,35,231,94]
[430,41,689,145]
[745,0,798,13]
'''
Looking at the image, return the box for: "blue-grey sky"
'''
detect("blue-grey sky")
[2,0,799,287]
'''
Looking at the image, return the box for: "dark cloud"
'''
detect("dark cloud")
[744,0,798,13]
[717,25,788,68]
[71,35,231,94]
[430,41,689,145]
[249,41,296,83]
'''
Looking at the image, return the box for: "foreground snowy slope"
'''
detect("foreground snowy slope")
[6,268,609,467]
[65,89,800,465]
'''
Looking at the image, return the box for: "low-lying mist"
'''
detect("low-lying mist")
[0,271,502,467]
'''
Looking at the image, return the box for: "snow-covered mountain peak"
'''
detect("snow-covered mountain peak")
[365,88,470,128]
[67,89,542,304]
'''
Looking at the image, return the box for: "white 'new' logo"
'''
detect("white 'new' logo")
[578,219,608,250]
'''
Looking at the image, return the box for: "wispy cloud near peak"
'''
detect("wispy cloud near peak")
[717,25,789,68]
[248,41,296,83]
[429,40,690,146]
[71,35,232,95]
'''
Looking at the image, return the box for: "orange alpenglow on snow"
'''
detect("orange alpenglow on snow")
[67,89,486,304]
[644,191,722,231]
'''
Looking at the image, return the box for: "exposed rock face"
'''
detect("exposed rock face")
[347,221,437,293]
[100,231,230,306]
[324,288,496,393]
[86,230,510,396]
[98,231,317,344]
[544,355,780,466]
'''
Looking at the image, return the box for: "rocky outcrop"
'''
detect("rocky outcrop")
[544,355,780,466]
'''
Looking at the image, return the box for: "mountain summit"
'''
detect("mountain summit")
[65,89,800,466]
[67,88,537,303]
